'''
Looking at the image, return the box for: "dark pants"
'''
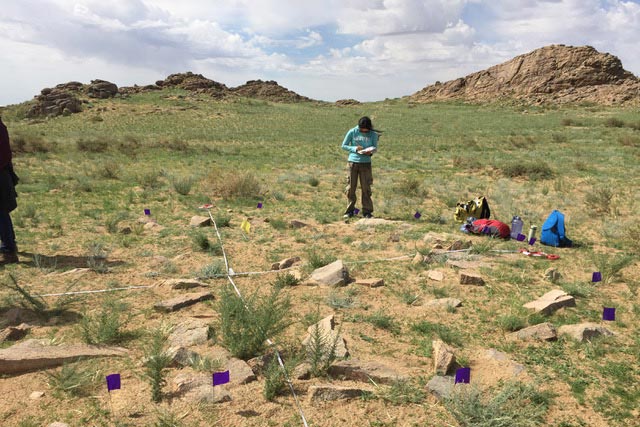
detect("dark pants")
[345,162,373,215]
[0,211,16,252]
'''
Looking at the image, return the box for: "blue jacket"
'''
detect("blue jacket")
[341,126,378,163]
[541,210,572,247]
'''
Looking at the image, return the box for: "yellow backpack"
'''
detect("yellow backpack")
[454,196,491,223]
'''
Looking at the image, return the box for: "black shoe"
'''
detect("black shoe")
[363,213,373,218]
[343,212,356,219]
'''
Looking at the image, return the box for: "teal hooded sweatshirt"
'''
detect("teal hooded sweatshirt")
[341,126,378,163]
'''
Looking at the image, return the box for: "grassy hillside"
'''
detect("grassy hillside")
[0,92,638,427]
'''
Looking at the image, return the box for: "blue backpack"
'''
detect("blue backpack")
[540,210,572,247]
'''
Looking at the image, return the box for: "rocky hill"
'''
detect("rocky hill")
[409,44,640,105]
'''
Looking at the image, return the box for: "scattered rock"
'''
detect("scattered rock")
[544,268,562,282]
[412,253,425,265]
[354,278,384,288]
[447,240,472,251]
[308,260,349,286]
[423,298,462,310]
[292,362,312,380]
[558,323,614,342]
[168,320,210,347]
[0,340,127,374]
[447,260,490,270]
[508,322,557,341]
[427,375,456,400]
[427,270,445,281]
[335,99,361,106]
[162,278,209,290]
[307,384,372,402]
[185,385,232,403]
[433,340,456,375]
[328,359,407,385]
[271,256,301,270]
[302,315,349,359]
[289,220,308,229]
[231,79,313,103]
[228,358,257,385]
[48,423,70,427]
[190,216,212,227]
[29,391,45,400]
[86,79,118,99]
[153,291,214,313]
[459,272,485,286]
[166,346,200,368]
[0,323,31,342]
[523,289,576,315]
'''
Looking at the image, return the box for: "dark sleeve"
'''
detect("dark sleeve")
[0,122,12,170]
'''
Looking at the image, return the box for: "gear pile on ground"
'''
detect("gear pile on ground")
[409,44,640,106]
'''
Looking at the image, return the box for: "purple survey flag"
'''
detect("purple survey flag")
[414,211,421,219]
[592,272,602,283]
[516,233,526,241]
[105,374,121,392]
[354,208,360,215]
[603,307,616,321]
[528,237,537,245]
[455,367,471,384]
[257,202,263,209]
[144,209,151,216]
[212,370,230,386]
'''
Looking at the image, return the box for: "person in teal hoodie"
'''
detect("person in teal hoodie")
[341,116,379,218]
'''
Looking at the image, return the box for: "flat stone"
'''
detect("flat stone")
[29,391,45,400]
[190,216,211,227]
[433,340,456,375]
[427,270,445,281]
[168,319,210,347]
[354,278,384,288]
[153,291,214,313]
[427,375,455,400]
[307,384,372,402]
[228,358,257,385]
[308,260,349,287]
[162,278,209,290]
[0,323,31,342]
[0,340,127,374]
[328,359,407,385]
[166,346,200,368]
[48,423,70,427]
[290,220,308,229]
[508,323,557,341]
[460,272,485,286]
[272,256,301,270]
[558,323,614,342]
[412,253,425,265]
[423,298,462,310]
[523,289,575,315]
[302,315,349,359]
[447,260,489,270]
[185,385,232,403]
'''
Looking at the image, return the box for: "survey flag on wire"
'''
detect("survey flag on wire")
[240,219,251,234]
[213,370,230,386]
[106,374,121,392]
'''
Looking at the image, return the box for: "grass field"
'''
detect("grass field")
[0,91,638,426]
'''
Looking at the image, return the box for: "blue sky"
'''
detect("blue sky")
[1,0,640,105]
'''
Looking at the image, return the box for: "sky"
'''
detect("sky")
[1,0,640,105]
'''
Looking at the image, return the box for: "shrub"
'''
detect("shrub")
[263,355,296,401]
[143,328,172,403]
[206,168,264,199]
[98,160,121,179]
[12,134,55,153]
[585,186,613,215]
[306,249,336,270]
[218,284,292,360]
[592,252,634,285]
[604,117,625,128]
[500,161,554,180]
[79,297,130,345]
[307,323,341,378]
[411,320,463,347]
[365,311,400,334]
[171,175,195,195]
[380,378,427,405]
[76,138,109,153]
[273,273,300,288]
[444,382,553,427]
[45,363,94,398]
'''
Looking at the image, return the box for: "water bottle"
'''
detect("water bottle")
[510,216,523,239]
[528,225,537,242]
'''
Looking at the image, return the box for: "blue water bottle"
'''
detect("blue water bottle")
[510,216,523,239]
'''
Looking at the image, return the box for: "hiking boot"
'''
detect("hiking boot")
[343,212,355,219]
[0,252,18,265]
[363,213,374,218]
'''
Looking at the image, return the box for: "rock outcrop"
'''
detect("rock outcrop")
[409,45,640,105]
